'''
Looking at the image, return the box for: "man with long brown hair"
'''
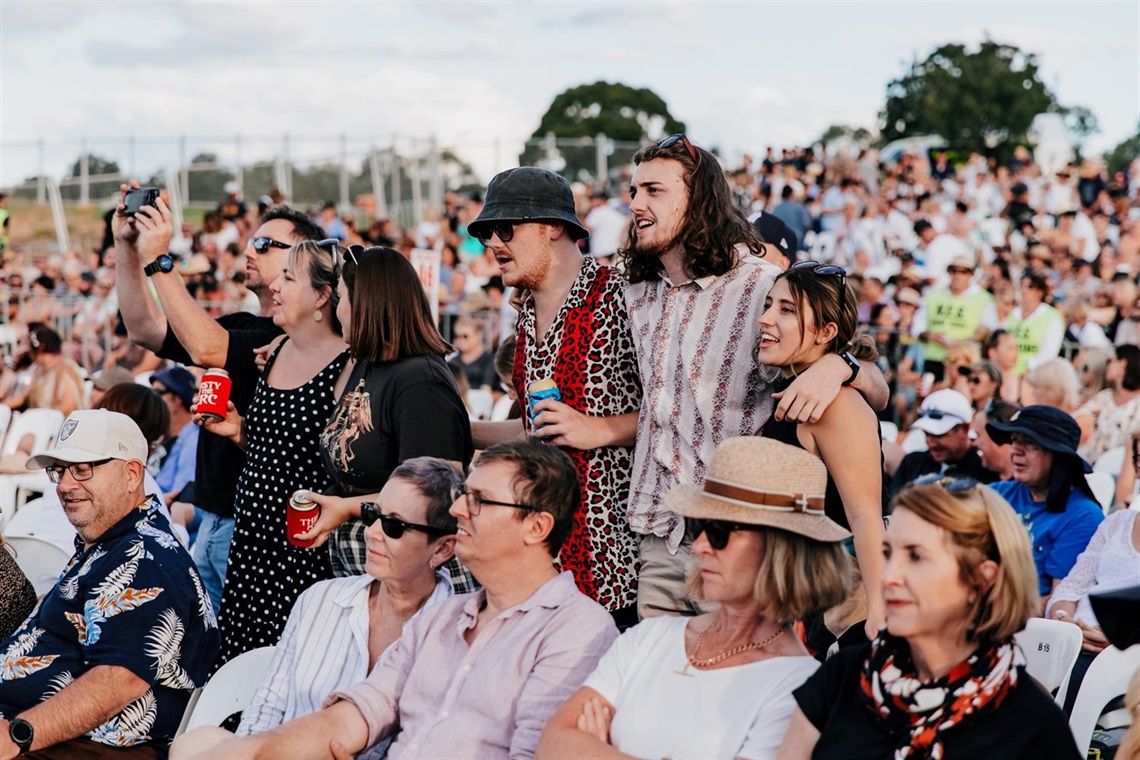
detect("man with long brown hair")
[620,135,889,618]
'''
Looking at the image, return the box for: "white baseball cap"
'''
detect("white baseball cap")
[910,389,973,437]
[25,410,148,469]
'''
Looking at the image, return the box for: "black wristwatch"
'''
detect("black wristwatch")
[841,351,860,386]
[9,717,33,754]
[144,253,175,277]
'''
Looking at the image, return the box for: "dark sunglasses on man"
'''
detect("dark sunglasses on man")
[249,236,291,254]
[360,502,455,540]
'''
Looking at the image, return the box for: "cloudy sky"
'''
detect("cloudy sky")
[1,0,1136,188]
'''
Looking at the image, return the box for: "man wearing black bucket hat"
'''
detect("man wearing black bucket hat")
[467,167,643,628]
[986,405,1104,603]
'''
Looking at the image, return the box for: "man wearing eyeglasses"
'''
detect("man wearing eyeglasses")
[172,440,617,760]
[620,135,890,619]
[888,389,999,498]
[112,184,325,612]
[1,410,219,759]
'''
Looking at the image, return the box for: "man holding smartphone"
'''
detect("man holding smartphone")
[113,184,324,612]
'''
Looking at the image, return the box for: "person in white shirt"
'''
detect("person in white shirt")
[584,190,630,262]
[232,458,462,759]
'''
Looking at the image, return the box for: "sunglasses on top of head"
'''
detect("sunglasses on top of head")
[684,518,763,551]
[789,260,849,314]
[360,502,454,540]
[249,237,292,254]
[658,133,699,163]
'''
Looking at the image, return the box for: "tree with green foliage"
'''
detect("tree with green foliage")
[68,154,120,178]
[879,40,1094,163]
[520,81,685,181]
[1104,122,1140,175]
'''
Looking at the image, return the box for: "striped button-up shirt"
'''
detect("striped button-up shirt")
[328,571,618,758]
[625,253,782,551]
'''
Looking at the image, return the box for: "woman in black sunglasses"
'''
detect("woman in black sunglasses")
[295,245,474,584]
[758,262,888,647]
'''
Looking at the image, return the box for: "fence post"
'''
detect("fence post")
[390,138,401,222]
[369,148,388,220]
[179,135,189,207]
[79,140,90,207]
[235,134,243,194]
[596,132,607,185]
[410,138,423,225]
[36,140,45,204]
[46,178,70,252]
[339,133,350,213]
[428,135,442,210]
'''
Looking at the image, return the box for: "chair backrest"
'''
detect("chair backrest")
[1014,617,1084,698]
[1093,447,1125,476]
[900,426,929,454]
[5,534,72,598]
[0,406,12,451]
[1,409,64,457]
[466,389,494,422]
[809,231,838,263]
[1068,645,1140,753]
[490,393,516,422]
[879,421,899,444]
[1085,472,1117,514]
[180,645,276,733]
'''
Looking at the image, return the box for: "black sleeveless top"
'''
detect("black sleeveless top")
[761,377,889,531]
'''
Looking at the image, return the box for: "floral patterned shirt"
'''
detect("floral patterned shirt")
[0,496,219,750]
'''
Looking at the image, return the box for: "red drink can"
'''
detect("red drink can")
[287,490,320,548]
[197,368,232,421]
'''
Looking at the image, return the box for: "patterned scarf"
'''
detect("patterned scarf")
[859,633,1024,760]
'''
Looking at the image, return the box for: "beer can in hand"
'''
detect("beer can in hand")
[527,378,561,431]
[287,490,321,548]
[197,368,232,422]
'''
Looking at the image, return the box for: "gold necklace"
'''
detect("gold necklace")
[679,614,788,676]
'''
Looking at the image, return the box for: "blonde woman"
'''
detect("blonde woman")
[779,479,1081,759]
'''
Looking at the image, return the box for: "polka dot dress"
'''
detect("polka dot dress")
[215,342,349,669]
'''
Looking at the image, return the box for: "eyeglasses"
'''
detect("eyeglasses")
[450,482,533,516]
[45,458,113,484]
[1009,434,1043,453]
[360,502,454,539]
[684,518,763,551]
[789,260,849,316]
[658,133,699,163]
[948,267,974,275]
[910,474,979,495]
[249,237,291,254]
[475,221,515,246]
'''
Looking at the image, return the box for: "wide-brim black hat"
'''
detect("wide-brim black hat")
[1090,584,1140,649]
[468,167,589,242]
[986,404,1092,473]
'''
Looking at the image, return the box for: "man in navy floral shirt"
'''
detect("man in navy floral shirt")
[0,410,219,759]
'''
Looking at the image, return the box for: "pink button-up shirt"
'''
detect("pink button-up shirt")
[328,571,618,758]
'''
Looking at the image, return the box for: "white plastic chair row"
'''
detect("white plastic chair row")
[1068,645,1140,753]
[5,535,71,598]
[176,645,276,736]
[1,409,64,528]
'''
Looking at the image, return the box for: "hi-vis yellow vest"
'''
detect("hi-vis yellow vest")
[924,289,993,362]
[1007,305,1060,375]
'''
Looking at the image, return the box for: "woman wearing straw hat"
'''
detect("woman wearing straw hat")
[779,479,1081,759]
[757,261,887,645]
[536,437,851,760]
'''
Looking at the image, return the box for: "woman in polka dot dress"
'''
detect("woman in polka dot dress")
[201,240,348,668]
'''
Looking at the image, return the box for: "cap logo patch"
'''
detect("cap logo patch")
[118,442,129,452]
[1011,411,1021,421]
[59,419,79,442]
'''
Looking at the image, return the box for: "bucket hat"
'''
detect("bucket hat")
[986,405,1092,473]
[665,437,850,542]
[468,167,589,242]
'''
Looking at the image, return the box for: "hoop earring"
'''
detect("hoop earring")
[313,310,323,323]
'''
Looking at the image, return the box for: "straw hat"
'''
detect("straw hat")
[665,437,851,542]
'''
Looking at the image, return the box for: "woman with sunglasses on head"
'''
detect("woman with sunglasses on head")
[537,438,850,760]
[778,478,1081,760]
[199,240,350,667]
[164,459,463,758]
[758,261,888,646]
[290,244,473,583]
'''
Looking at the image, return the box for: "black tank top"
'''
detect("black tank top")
[761,378,889,530]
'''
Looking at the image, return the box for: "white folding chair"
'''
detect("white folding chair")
[1,408,64,458]
[466,389,494,422]
[809,231,837,263]
[1068,645,1140,753]
[1094,447,1125,477]
[1014,617,1084,700]
[5,535,72,598]
[1085,472,1117,514]
[879,421,899,444]
[490,393,516,422]
[177,645,276,735]
[900,427,929,454]
[0,406,12,452]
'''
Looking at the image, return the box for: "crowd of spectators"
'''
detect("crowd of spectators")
[0,137,1138,759]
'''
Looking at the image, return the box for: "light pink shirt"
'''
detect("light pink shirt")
[328,571,618,759]
[625,253,781,551]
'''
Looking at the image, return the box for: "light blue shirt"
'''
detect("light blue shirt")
[156,423,198,500]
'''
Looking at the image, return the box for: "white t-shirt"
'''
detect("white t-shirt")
[584,615,819,760]
[584,203,629,259]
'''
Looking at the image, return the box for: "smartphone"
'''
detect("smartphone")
[123,187,160,216]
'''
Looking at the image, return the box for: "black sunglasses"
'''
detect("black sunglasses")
[685,518,763,551]
[918,408,965,422]
[789,260,849,315]
[249,236,291,254]
[910,474,980,495]
[658,133,699,163]
[360,502,454,539]
[475,221,515,246]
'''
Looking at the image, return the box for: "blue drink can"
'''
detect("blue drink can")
[527,378,561,430]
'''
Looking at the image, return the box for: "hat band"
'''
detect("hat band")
[703,478,826,515]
